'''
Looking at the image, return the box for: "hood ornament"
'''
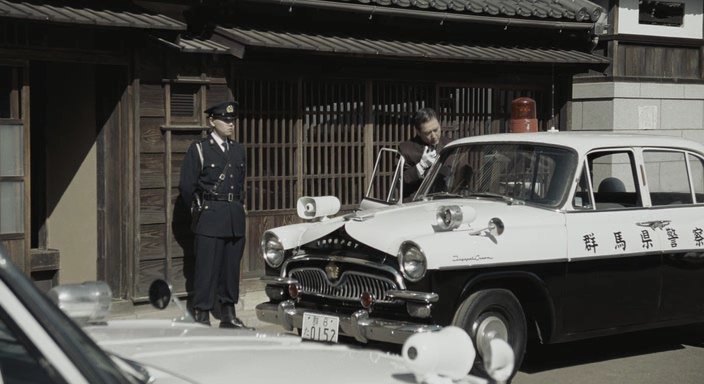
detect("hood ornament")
[325,262,341,281]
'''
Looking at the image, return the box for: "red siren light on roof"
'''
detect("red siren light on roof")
[510,97,538,133]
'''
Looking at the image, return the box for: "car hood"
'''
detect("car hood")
[272,199,565,266]
[86,320,412,384]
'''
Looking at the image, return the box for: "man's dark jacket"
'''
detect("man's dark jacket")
[399,135,451,198]
[179,136,246,237]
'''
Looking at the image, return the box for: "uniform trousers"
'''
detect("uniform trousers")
[192,234,245,311]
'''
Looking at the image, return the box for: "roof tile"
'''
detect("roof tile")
[329,0,603,22]
[214,26,610,65]
[0,0,186,30]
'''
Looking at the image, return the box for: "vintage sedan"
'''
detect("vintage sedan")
[0,244,510,384]
[256,131,704,379]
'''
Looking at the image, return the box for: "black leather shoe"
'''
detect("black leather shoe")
[219,304,254,330]
[193,309,211,326]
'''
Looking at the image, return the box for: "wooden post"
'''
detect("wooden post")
[164,80,172,283]
[296,77,304,198]
[363,80,373,192]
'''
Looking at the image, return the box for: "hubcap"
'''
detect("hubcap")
[474,315,508,358]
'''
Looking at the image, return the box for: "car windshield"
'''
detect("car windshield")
[0,247,137,384]
[416,142,577,208]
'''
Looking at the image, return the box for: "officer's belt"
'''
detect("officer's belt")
[202,192,239,202]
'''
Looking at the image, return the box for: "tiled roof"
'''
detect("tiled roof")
[159,35,234,54]
[336,0,604,22]
[0,0,186,30]
[214,26,609,65]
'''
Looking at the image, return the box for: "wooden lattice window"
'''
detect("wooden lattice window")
[170,83,201,123]
[439,86,545,136]
[236,78,299,212]
[302,80,366,209]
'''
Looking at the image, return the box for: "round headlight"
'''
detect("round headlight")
[261,232,285,268]
[398,241,427,282]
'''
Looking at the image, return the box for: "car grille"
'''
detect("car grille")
[290,268,398,304]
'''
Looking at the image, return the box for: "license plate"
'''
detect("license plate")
[301,313,339,343]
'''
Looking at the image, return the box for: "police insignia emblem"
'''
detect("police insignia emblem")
[226,104,234,113]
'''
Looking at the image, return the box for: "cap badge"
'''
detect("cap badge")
[226,105,234,113]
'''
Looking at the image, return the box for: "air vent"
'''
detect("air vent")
[170,84,199,118]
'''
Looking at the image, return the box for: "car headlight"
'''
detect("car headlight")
[398,241,427,282]
[261,232,285,268]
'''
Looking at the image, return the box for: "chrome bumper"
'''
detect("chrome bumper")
[256,300,442,344]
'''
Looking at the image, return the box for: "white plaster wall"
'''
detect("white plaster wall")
[571,82,704,145]
[617,0,703,39]
[45,63,98,284]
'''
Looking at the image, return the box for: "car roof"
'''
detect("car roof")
[447,131,704,155]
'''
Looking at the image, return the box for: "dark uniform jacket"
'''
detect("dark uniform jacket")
[399,135,452,198]
[179,136,246,237]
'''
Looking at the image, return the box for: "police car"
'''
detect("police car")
[256,131,704,379]
[0,244,515,384]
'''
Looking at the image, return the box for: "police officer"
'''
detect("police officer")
[179,100,250,328]
[400,107,451,199]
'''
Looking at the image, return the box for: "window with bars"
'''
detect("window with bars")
[639,0,685,26]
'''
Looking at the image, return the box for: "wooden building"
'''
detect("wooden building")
[0,0,609,302]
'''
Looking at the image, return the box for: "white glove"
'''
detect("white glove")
[416,146,438,178]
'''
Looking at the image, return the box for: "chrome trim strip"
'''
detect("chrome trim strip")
[282,254,406,289]
[386,290,439,303]
[256,301,442,345]
[260,276,299,285]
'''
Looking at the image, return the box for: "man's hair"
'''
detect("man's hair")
[413,107,438,130]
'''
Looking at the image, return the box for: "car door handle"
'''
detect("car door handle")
[636,220,671,230]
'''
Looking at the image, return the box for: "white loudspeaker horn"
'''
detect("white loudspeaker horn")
[484,338,515,383]
[402,326,475,382]
[296,196,341,220]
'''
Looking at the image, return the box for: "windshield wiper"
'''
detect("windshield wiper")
[466,192,524,205]
[422,191,464,200]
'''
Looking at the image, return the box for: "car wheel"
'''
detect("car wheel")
[451,288,526,381]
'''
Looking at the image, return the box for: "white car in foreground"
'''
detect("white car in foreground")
[0,245,513,383]
[256,131,704,380]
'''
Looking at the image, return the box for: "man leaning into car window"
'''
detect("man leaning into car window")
[399,107,451,199]
[178,100,252,330]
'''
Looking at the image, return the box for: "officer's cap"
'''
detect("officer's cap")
[204,101,238,117]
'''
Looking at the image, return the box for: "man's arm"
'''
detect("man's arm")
[400,141,422,185]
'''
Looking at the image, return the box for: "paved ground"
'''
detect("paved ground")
[109,283,704,383]
[514,323,704,384]
[107,278,282,332]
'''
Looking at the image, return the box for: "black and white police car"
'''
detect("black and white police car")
[0,244,513,384]
[257,131,704,379]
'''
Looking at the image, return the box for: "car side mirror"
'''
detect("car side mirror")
[148,279,194,323]
[149,279,172,310]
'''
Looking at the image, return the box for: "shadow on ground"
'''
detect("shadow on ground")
[520,323,704,374]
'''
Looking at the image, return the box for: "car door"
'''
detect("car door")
[360,148,404,210]
[641,149,704,321]
[564,149,662,335]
